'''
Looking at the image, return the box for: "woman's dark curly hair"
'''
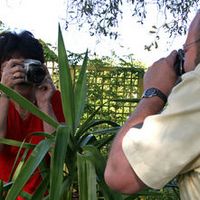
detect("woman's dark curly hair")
[0,30,45,66]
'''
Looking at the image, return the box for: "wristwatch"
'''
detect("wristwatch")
[142,87,167,103]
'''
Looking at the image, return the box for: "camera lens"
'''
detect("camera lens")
[26,64,46,84]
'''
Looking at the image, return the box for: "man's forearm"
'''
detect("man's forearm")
[108,97,165,166]
[127,97,165,124]
[104,97,165,193]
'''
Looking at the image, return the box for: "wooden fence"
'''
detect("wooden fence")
[47,62,144,126]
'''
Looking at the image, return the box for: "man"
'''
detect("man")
[104,11,200,200]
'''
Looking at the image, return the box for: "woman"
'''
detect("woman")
[0,30,65,199]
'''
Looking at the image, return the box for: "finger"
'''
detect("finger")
[38,85,48,91]
[2,73,24,88]
[166,50,177,66]
[2,59,24,70]
[10,65,25,73]
[12,71,25,80]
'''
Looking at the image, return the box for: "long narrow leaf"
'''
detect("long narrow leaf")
[79,134,96,147]
[77,153,97,200]
[0,180,3,200]
[74,50,88,129]
[0,138,34,149]
[9,140,29,181]
[92,126,120,135]
[5,138,53,200]
[59,177,73,200]
[49,125,70,200]
[82,145,123,200]
[19,191,31,200]
[58,24,75,130]
[75,106,102,137]
[81,119,119,134]
[11,146,29,181]
[0,83,59,128]
[30,174,49,200]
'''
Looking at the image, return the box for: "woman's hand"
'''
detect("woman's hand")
[35,68,56,109]
[35,68,57,134]
[0,59,25,88]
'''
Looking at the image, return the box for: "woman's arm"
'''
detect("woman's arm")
[0,59,26,148]
[35,72,58,134]
[0,95,9,138]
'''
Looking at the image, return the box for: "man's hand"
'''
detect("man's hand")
[143,50,178,97]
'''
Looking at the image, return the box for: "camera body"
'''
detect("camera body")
[174,49,185,76]
[23,59,46,84]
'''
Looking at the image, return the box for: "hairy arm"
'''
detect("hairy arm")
[104,97,165,193]
[105,10,200,191]
[104,50,178,193]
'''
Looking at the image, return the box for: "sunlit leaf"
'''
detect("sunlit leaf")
[77,152,97,200]
[0,180,3,200]
[5,139,53,200]
[0,138,34,149]
[74,50,88,129]
[49,125,70,200]
[58,24,75,131]
[30,174,49,200]
[82,145,123,200]
[0,83,59,128]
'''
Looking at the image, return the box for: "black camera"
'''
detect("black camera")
[174,49,185,76]
[23,59,46,85]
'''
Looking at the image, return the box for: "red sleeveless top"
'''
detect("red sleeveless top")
[0,90,65,199]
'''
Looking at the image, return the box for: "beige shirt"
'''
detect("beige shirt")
[122,63,200,199]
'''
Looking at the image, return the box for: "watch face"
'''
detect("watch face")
[142,87,167,103]
[144,88,157,97]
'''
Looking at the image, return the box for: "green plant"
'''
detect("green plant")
[0,25,180,200]
[0,25,123,200]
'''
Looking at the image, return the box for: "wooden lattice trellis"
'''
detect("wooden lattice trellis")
[47,62,144,126]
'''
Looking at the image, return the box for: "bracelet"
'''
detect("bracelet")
[0,91,9,99]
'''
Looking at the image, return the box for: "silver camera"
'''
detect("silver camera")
[23,59,46,84]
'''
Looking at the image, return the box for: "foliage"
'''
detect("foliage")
[89,51,146,69]
[66,0,199,49]
[0,20,7,32]
[0,25,180,200]
[83,67,144,125]
[39,40,58,62]
[50,50,146,127]
[0,24,123,200]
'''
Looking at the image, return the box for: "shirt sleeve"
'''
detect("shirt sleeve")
[122,64,200,189]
